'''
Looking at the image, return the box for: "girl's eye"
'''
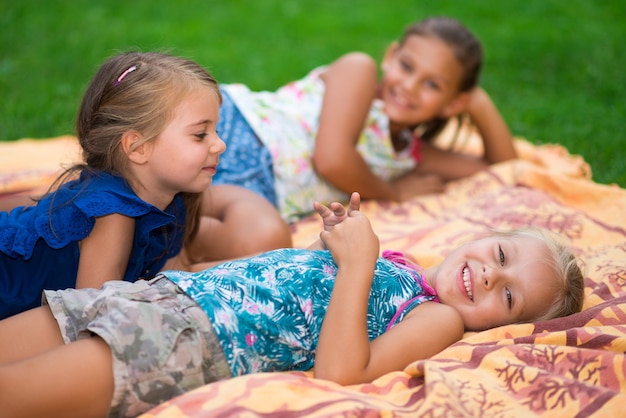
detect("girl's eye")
[400,60,412,72]
[194,133,207,140]
[424,79,440,91]
[498,245,505,266]
[506,288,512,309]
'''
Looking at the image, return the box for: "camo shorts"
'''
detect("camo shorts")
[43,276,232,418]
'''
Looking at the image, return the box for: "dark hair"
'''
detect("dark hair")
[51,51,221,249]
[400,17,483,142]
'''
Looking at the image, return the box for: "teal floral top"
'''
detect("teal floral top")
[164,248,437,377]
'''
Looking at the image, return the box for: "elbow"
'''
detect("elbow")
[313,355,374,386]
[313,368,364,386]
[311,152,344,182]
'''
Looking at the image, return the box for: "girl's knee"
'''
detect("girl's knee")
[193,186,293,261]
[229,204,291,254]
[247,213,292,250]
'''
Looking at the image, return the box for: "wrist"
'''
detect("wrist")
[389,182,402,202]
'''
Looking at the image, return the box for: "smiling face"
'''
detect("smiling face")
[135,85,225,208]
[426,234,559,331]
[379,34,468,130]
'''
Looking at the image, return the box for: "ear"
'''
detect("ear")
[440,91,471,118]
[121,130,150,165]
[381,41,400,73]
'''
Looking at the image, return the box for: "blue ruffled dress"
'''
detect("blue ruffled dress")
[0,171,186,319]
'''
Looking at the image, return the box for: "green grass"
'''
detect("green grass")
[1,0,624,187]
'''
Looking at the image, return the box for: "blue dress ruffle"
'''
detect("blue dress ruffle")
[0,170,186,319]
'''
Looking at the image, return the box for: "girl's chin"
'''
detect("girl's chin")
[383,107,421,127]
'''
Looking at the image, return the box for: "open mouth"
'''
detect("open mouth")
[462,265,473,301]
[390,90,414,109]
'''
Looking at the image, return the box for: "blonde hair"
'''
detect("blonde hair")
[495,227,585,321]
[53,51,221,248]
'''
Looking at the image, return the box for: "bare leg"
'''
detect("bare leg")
[0,307,114,417]
[0,337,113,418]
[0,306,65,364]
[188,184,292,262]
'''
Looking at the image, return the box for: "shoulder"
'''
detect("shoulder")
[373,301,464,371]
[319,52,378,107]
[335,51,377,67]
[55,171,134,205]
[322,52,378,82]
[408,301,464,335]
[68,172,157,218]
[57,171,177,235]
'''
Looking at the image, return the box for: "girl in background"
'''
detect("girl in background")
[210,16,516,223]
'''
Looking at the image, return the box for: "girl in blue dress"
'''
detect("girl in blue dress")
[0,51,289,320]
[0,193,585,417]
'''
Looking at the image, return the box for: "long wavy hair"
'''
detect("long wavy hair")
[49,51,221,252]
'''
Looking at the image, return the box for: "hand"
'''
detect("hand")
[320,209,379,270]
[314,192,361,232]
[391,172,445,201]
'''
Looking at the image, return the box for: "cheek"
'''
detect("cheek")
[420,90,446,107]
[459,306,502,331]
[382,66,404,86]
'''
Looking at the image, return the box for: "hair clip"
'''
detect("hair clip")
[114,65,138,86]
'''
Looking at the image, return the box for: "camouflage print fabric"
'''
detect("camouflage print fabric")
[44,276,231,418]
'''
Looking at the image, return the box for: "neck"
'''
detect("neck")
[128,178,174,211]
[423,265,437,290]
[389,124,416,152]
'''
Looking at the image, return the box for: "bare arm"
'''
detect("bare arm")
[313,53,399,201]
[314,211,464,384]
[76,213,134,288]
[315,302,463,384]
[415,87,517,181]
[467,87,516,163]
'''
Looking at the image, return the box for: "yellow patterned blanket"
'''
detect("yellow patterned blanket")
[1,134,625,416]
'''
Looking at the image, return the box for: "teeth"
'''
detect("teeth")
[462,266,473,301]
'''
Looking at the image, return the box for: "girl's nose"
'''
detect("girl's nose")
[482,265,495,290]
[397,68,418,91]
[403,76,419,93]
[212,135,226,155]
